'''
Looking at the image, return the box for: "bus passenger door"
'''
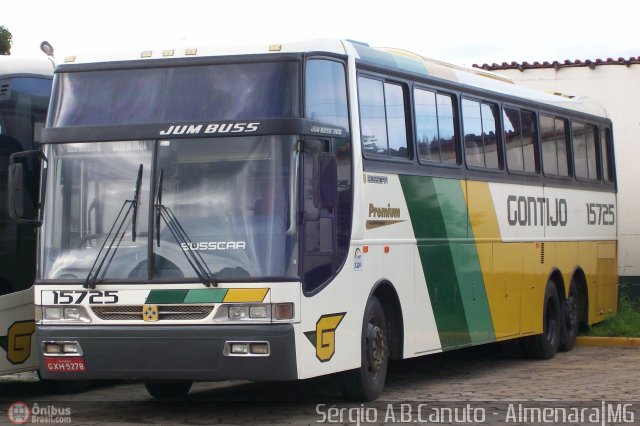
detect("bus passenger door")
[300,140,337,292]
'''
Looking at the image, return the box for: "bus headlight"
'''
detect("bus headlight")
[44,307,63,320]
[42,306,92,323]
[213,303,294,323]
[249,305,269,319]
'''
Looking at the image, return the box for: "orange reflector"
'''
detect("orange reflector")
[384,246,390,253]
[363,246,369,253]
[274,303,294,320]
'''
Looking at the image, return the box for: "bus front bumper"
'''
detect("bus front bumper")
[37,324,298,381]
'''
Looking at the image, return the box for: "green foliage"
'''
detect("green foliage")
[582,295,640,337]
[0,25,12,55]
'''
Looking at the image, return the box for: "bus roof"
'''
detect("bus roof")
[0,56,54,78]
[63,39,607,119]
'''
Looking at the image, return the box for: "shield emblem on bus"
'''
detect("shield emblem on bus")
[143,305,159,322]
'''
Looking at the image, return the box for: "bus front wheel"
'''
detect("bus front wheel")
[144,381,192,400]
[525,281,561,359]
[341,296,388,401]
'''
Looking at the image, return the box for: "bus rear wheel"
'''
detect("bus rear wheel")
[559,282,579,352]
[341,296,388,401]
[525,281,561,359]
[144,381,192,400]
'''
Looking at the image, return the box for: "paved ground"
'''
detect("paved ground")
[0,345,638,425]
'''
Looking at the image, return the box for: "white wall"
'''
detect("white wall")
[495,64,640,278]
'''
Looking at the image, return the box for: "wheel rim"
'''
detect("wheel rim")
[366,321,386,379]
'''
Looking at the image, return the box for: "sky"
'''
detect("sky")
[3,0,638,66]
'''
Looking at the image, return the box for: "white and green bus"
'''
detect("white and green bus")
[19,40,616,400]
[0,56,52,376]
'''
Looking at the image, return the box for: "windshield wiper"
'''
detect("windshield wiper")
[154,168,217,287]
[131,164,143,241]
[84,164,143,289]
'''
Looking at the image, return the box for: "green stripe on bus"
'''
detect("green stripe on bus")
[400,175,471,348]
[146,289,229,304]
[400,176,495,349]
[434,179,495,345]
[183,289,227,303]
[145,290,189,304]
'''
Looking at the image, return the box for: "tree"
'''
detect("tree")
[0,26,12,55]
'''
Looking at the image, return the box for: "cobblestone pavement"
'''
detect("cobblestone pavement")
[0,345,638,425]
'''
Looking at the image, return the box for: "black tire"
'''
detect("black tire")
[341,297,388,401]
[144,381,192,400]
[559,282,579,352]
[525,280,561,359]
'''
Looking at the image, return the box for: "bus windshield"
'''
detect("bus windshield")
[40,136,298,283]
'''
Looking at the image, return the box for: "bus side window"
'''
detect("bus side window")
[600,127,614,183]
[572,121,598,180]
[462,98,501,169]
[541,115,570,177]
[415,88,458,164]
[305,59,349,130]
[503,108,538,174]
[358,76,409,159]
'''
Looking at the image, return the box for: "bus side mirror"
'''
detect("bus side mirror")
[8,150,45,226]
[318,152,337,210]
[8,162,25,220]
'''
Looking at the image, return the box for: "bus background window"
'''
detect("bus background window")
[415,89,458,164]
[463,99,500,169]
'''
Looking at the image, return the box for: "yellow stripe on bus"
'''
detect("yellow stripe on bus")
[463,180,618,337]
[223,288,269,303]
[465,181,548,338]
[465,181,521,340]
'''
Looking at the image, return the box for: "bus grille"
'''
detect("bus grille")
[92,305,214,321]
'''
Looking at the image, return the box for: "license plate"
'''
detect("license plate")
[45,357,86,372]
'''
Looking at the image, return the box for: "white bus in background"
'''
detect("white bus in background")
[0,56,53,376]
